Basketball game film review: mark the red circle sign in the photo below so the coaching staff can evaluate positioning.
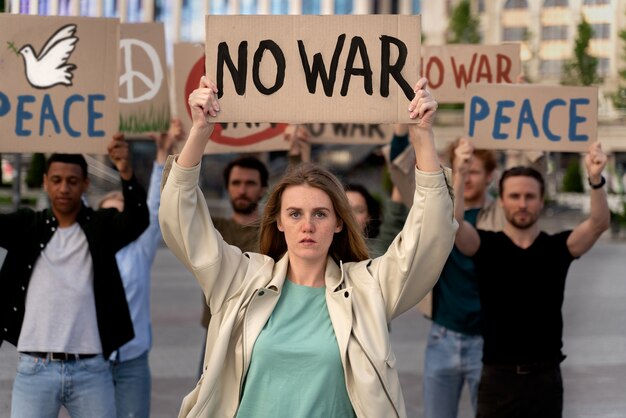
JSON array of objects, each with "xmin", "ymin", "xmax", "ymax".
[{"xmin": 185, "ymin": 57, "xmax": 288, "ymax": 147}]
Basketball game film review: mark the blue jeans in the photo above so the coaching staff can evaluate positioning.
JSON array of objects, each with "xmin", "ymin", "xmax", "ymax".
[
  {"xmin": 112, "ymin": 351, "xmax": 151, "ymax": 418},
  {"xmin": 423, "ymin": 323, "xmax": 483, "ymax": 418},
  {"xmin": 11, "ymin": 353, "xmax": 116, "ymax": 418}
]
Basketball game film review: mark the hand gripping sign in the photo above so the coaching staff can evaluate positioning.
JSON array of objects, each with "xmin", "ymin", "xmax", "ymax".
[
  {"xmin": 174, "ymin": 42, "xmax": 290, "ymax": 154},
  {"xmin": 174, "ymin": 41, "xmax": 394, "ymax": 154},
  {"xmin": 205, "ymin": 15, "xmax": 421, "ymax": 125}
]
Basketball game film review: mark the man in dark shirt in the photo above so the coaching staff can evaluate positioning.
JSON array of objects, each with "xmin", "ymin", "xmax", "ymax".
[
  {"xmin": 453, "ymin": 140, "xmax": 610, "ymax": 418},
  {"xmin": 0, "ymin": 136, "xmax": 149, "ymax": 417}
]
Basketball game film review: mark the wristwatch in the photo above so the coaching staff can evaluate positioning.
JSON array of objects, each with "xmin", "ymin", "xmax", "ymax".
[{"xmin": 588, "ymin": 175, "xmax": 606, "ymax": 189}]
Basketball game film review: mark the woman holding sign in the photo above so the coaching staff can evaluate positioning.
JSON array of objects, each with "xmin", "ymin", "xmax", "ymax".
[{"xmin": 159, "ymin": 76, "xmax": 456, "ymax": 418}]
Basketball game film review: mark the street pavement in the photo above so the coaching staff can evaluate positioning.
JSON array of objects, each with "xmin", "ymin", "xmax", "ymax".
[{"xmin": 1, "ymin": 209, "xmax": 626, "ymax": 417}]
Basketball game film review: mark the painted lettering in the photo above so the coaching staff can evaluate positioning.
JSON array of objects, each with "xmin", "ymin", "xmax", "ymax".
[
  {"xmin": 88, "ymin": 94, "xmax": 105, "ymax": 137},
  {"xmin": 569, "ymin": 98, "xmax": 589, "ymax": 142},
  {"xmin": 217, "ymin": 41, "xmax": 248, "ymax": 99},
  {"xmin": 517, "ymin": 99, "xmax": 539, "ymax": 139},
  {"xmin": 0, "ymin": 92, "xmax": 10, "ymax": 117},
  {"xmin": 252, "ymin": 40, "xmax": 286, "ymax": 95},
  {"xmin": 63, "ymin": 95, "xmax": 84, "ymax": 137},
  {"xmin": 475, "ymin": 54, "xmax": 493, "ymax": 83},
  {"xmin": 16, "ymin": 95, "xmax": 36, "ymax": 136},
  {"xmin": 298, "ymin": 35, "xmax": 346, "ymax": 97},
  {"xmin": 425, "ymin": 56, "xmax": 444, "ymax": 89},
  {"xmin": 379, "ymin": 35, "xmax": 413, "ymax": 100},
  {"xmin": 40, "ymin": 94, "xmax": 61, "ymax": 136},
  {"xmin": 451, "ymin": 54, "xmax": 478, "ymax": 89},
  {"xmin": 468, "ymin": 96, "xmax": 489, "ymax": 137},
  {"xmin": 0, "ymin": 92, "xmax": 107, "ymax": 138},
  {"xmin": 543, "ymin": 99, "xmax": 566, "ymax": 142},
  {"xmin": 496, "ymin": 54, "xmax": 513, "ymax": 83},
  {"xmin": 306, "ymin": 123, "xmax": 325, "ymax": 137},
  {"xmin": 341, "ymin": 37, "xmax": 373, "ymax": 97},
  {"xmin": 469, "ymin": 96, "xmax": 591, "ymax": 144}
]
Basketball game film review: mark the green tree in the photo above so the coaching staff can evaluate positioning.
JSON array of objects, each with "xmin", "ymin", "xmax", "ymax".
[
  {"xmin": 561, "ymin": 15, "xmax": 601, "ymax": 86},
  {"xmin": 447, "ymin": 0, "xmax": 481, "ymax": 44},
  {"xmin": 26, "ymin": 153, "xmax": 46, "ymax": 189},
  {"xmin": 562, "ymin": 157, "xmax": 584, "ymax": 193},
  {"xmin": 613, "ymin": 11, "xmax": 626, "ymax": 108}
]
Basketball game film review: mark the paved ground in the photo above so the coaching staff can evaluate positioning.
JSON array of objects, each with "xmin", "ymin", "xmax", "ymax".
[{"xmin": 1, "ymin": 208, "xmax": 626, "ymax": 417}]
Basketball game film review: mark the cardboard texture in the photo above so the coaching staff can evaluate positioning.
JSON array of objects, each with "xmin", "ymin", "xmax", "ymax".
[
  {"xmin": 174, "ymin": 42, "xmax": 395, "ymax": 153},
  {"xmin": 0, "ymin": 14, "xmax": 119, "ymax": 154},
  {"xmin": 205, "ymin": 15, "xmax": 421, "ymax": 124},
  {"xmin": 422, "ymin": 44, "xmax": 521, "ymax": 104},
  {"xmin": 173, "ymin": 42, "xmax": 290, "ymax": 154},
  {"xmin": 304, "ymin": 123, "xmax": 393, "ymax": 144},
  {"xmin": 173, "ymin": 42, "xmax": 204, "ymax": 136},
  {"xmin": 464, "ymin": 83, "xmax": 598, "ymax": 152},
  {"xmin": 119, "ymin": 22, "xmax": 170, "ymax": 134}
]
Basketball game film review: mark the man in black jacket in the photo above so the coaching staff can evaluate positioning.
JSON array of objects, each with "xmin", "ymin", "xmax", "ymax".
[{"xmin": 0, "ymin": 134, "xmax": 149, "ymax": 418}]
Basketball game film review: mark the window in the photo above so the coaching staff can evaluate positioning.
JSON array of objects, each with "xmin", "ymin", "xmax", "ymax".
[
  {"xmin": 591, "ymin": 23, "xmax": 611, "ymax": 39},
  {"xmin": 413, "ymin": 0, "xmax": 421, "ymax": 13},
  {"xmin": 478, "ymin": 0, "xmax": 486, "ymax": 12},
  {"xmin": 541, "ymin": 25, "xmax": 568, "ymax": 40},
  {"xmin": 303, "ymin": 0, "xmax": 321, "ymax": 14},
  {"xmin": 540, "ymin": 59, "xmax": 564, "ymax": 76},
  {"xmin": 210, "ymin": 0, "xmax": 228, "ymax": 14},
  {"xmin": 543, "ymin": 0, "xmax": 568, "ymax": 6},
  {"xmin": 240, "ymin": 0, "xmax": 258, "ymax": 14},
  {"xmin": 583, "ymin": 0, "xmax": 610, "ymax": 4},
  {"xmin": 504, "ymin": 0, "xmax": 528, "ymax": 9},
  {"xmin": 271, "ymin": 0, "xmax": 289, "ymax": 14},
  {"xmin": 597, "ymin": 57, "xmax": 610, "ymax": 76},
  {"xmin": 335, "ymin": 0, "xmax": 353, "ymax": 14},
  {"xmin": 503, "ymin": 27, "xmax": 527, "ymax": 41}
]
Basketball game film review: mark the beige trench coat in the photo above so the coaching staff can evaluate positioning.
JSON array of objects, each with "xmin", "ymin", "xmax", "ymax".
[{"xmin": 159, "ymin": 159, "xmax": 457, "ymax": 418}]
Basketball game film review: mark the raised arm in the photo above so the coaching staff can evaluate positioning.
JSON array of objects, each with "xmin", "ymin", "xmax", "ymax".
[
  {"xmin": 136, "ymin": 119, "xmax": 184, "ymax": 255},
  {"xmin": 159, "ymin": 77, "xmax": 253, "ymax": 314},
  {"xmin": 452, "ymin": 138, "xmax": 482, "ymax": 256},
  {"xmin": 370, "ymin": 78, "xmax": 457, "ymax": 319},
  {"xmin": 566, "ymin": 141, "xmax": 611, "ymax": 257},
  {"xmin": 284, "ymin": 124, "xmax": 311, "ymax": 164},
  {"xmin": 106, "ymin": 134, "xmax": 149, "ymax": 250},
  {"xmin": 177, "ymin": 77, "xmax": 220, "ymax": 168},
  {"xmin": 408, "ymin": 78, "xmax": 440, "ymax": 173}
]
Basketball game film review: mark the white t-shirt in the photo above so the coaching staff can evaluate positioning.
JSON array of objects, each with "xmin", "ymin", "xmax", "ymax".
[{"xmin": 17, "ymin": 223, "xmax": 101, "ymax": 354}]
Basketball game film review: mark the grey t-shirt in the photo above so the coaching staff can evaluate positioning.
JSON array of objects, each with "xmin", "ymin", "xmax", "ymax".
[{"xmin": 17, "ymin": 223, "xmax": 101, "ymax": 354}]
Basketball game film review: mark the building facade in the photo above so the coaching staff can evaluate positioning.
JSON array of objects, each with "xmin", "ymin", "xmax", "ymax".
[{"xmin": 462, "ymin": 0, "xmax": 626, "ymax": 93}]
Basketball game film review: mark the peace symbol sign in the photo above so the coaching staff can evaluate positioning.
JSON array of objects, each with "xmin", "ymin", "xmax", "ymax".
[{"xmin": 119, "ymin": 38, "xmax": 163, "ymax": 104}]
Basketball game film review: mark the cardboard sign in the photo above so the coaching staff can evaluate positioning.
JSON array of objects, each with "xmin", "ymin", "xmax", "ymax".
[
  {"xmin": 422, "ymin": 44, "xmax": 521, "ymax": 104},
  {"xmin": 119, "ymin": 22, "xmax": 170, "ymax": 134},
  {"xmin": 173, "ymin": 42, "xmax": 290, "ymax": 154},
  {"xmin": 0, "ymin": 14, "xmax": 119, "ymax": 154},
  {"xmin": 205, "ymin": 15, "xmax": 421, "ymax": 124},
  {"xmin": 304, "ymin": 123, "xmax": 393, "ymax": 144},
  {"xmin": 464, "ymin": 83, "xmax": 598, "ymax": 152}
]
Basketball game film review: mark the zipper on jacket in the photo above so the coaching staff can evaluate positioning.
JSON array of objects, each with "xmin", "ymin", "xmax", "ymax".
[{"xmin": 351, "ymin": 332, "xmax": 401, "ymax": 418}]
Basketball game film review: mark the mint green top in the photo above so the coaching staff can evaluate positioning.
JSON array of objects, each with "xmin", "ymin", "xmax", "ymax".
[{"xmin": 236, "ymin": 279, "xmax": 356, "ymax": 418}]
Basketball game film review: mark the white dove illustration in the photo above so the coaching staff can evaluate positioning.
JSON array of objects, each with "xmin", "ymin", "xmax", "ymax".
[{"xmin": 19, "ymin": 24, "xmax": 79, "ymax": 89}]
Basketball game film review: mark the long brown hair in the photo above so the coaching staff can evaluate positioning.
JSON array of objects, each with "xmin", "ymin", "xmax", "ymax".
[{"xmin": 259, "ymin": 163, "xmax": 370, "ymax": 263}]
